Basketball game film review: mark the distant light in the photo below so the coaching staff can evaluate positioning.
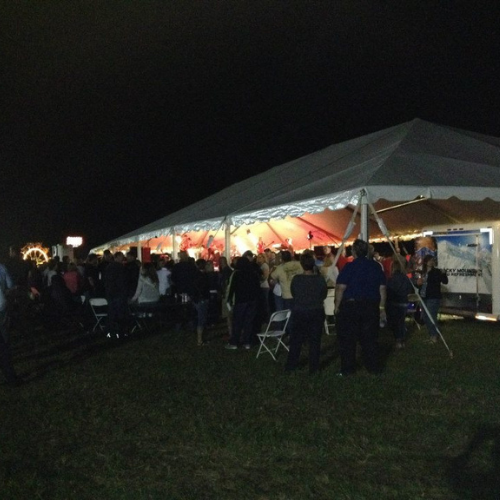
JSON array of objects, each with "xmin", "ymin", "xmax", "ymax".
[
  {"xmin": 422, "ymin": 231, "xmax": 433, "ymax": 236},
  {"xmin": 475, "ymin": 313, "xmax": 498, "ymax": 322},
  {"xmin": 369, "ymin": 232, "xmax": 422, "ymax": 243},
  {"xmin": 66, "ymin": 236, "xmax": 83, "ymax": 247}
]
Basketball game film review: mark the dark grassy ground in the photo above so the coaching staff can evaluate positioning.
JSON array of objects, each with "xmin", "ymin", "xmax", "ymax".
[{"xmin": 1, "ymin": 313, "xmax": 499, "ymax": 500}]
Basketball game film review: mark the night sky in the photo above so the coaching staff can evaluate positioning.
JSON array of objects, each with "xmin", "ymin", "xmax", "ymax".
[{"xmin": 2, "ymin": 2, "xmax": 500, "ymax": 255}]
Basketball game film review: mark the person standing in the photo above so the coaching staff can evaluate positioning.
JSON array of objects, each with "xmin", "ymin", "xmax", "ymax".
[
  {"xmin": 285, "ymin": 253, "xmax": 328, "ymax": 374},
  {"xmin": 255, "ymin": 252, "xmax": 271, "ymax": 328},
  {"xmin": 418, "ymin": 255, "xmax": 448, "ymax": 343},
  {"xmin": 320, "ymin": 252, "xmax": 339, "ymax": 287},
  {"xmin": 5, "ymin": 246, "xmax": 31, "ymax": 326},
  {"xmin": 170, "ymin": 251, "xmax": 199, "ymax": 330},
  {"xmin": 219, "ymin": 256, "xmax": 234, "ymax": 340},
  {"xmin": 62, "ymin": 262, "xmax": 83, "ymax": 297},
  {"xmin": 170, "ymin": 251, "xmax": 197, "ymax": 298},
  {"xmin": 98, "ymin": 250, "xmax": 113, "ymax": 277},
  {"xmin": 192, "ymin": 259, "xmax": 211, "ymax": 346},
  {"xmin": 124, "ymin": 251, "xmax": 140, "ymax": 300},
  {"xmin": 5, "ymin": 246, "xmax": 30, "ymax": 291},
  {"xmin": 270, "ymin": 250, "xmax": 303, "ymax": 311},
  {"xmin": 0, "ymin": 263, "xmax": 23, "ymax": 386},
  {"xmin": 225, "ymin": 257, "xmax": 261, "ymax": 350},
  {"xmin": 156, "ymin": 258, "xmax": 172, "ymax": 297},
  {"xmin": 104, "ymin": 252, "xmax": 128, "ymax": 339},
  {"xmin": 83, "ymin": 253, "xmax": 100, "ymax": 298},
  {"xmin": 386, "ymin": 256, "xmax": 413, "ymax": 349},
  {"xmin": 334, "ymin": 239, "xmax": 387, "ymax": 376}
]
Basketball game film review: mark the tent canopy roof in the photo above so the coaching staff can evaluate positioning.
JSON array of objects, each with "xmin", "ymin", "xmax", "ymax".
[{"xmin": 91, "ymin": 119, "xmax": 500, "ymax": 252}]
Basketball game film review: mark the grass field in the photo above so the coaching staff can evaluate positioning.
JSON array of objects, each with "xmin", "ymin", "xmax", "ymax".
[{"xmin": 1, "ymin": 313, "xmax": 499, "ymax": 500}]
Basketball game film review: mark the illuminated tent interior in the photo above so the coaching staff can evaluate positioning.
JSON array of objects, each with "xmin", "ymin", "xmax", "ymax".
[{"xmin": 90, "ymin": 119, "xmax": 500, "ymax": 258}]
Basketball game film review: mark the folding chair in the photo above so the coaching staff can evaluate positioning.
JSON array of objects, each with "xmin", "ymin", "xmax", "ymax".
[
  {"xmin": 89, "ymin": 298, "xmax": 108, "ymax": 332},
  {"xmin": 407, "ymin": 293, "xmax": 422, "ymax": 330},
  {"xmin": 129, "ymin": 304, "xmax": 152, "ymax": 333},
  {"xmin": 129, "ymin": 302, "xmax": 162, "ymax": 333},
  {"xmin": 256, "ymin": 309, "xmax": 291, "ymax": 361},
  {"xmin": 323, "ymin": 288, "xmax": 336, "ymax": 335}
]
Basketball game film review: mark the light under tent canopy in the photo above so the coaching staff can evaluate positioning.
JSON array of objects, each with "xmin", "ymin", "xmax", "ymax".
[{"xmin": 90, "ymin": 118, "xmax": 500, "ymax": 257}]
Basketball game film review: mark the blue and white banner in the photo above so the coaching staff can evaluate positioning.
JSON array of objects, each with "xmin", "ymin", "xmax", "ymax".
[{"xmin": 435, "ymin": 231, "xmax": 492, "ymax": 295}]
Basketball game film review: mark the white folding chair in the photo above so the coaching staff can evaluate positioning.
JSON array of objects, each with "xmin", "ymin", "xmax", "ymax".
[
  {"xmin": 256, "ymin": 309, "xmax": 291, "ymax": 361},
  {"xmin": 323, "ymin": 288, "xmax": 336, "ymax": 335},
  {"xmin": 89, "ymin": 298, "xmax": 108, "ymax": 332}
]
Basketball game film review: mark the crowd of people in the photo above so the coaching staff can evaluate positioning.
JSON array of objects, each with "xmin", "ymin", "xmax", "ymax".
[{"xmin": 0, "ymin": 240, "xmax": 448, "ymax": 386}]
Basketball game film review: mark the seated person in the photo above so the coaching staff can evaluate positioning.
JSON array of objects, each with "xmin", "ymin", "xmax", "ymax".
[{"xmin": 130, "ymin": 263, "xmax": 161, "ymax": 314}]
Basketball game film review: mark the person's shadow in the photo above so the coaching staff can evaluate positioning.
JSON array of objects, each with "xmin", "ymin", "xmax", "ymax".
[{"xmin": 448, "ymin": 424, "xmax": 500, "ymax": 499}]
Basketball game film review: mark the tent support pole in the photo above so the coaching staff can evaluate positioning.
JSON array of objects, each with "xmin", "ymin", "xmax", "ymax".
[
  {"xmin": 331, "ymin": 197, "xmax": 362, "ymax": 269},
  {"xmin": 197, "ymin": 230, "xmax": 209, "ymax": 247},
  {"xmin": 367, "ymin": 199, "xmax": 454, "ymax": 359},
  {"xmin": 172, "ymin": 228, "xmax": 178, "ymax": 261},
  {"xmin": 360, "ymin": 189, "xmax": 369, "ymax": 242},
  {"xmin": 137, "ymin": 241, "xmax": 142, "ymax": 262},
  {"xmin": 224, "ymin": 222, "xmax": 231, "ymax": 261}
]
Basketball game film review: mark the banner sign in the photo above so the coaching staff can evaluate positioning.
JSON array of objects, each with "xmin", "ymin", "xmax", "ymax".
[{"xmin": 435, "ymin": 230, "xmax": 492, "ymax": 295}]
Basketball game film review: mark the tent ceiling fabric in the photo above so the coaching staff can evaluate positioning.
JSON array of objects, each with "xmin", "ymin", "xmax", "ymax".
[{"xmin": 91, "ymin": 119, "xmax": 500, "ymax": 253}]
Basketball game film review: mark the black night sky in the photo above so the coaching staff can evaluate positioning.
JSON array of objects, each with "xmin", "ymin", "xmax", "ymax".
[{"xmin": 2, "ymin": 2, "xmax": 500, "ymax": 255}]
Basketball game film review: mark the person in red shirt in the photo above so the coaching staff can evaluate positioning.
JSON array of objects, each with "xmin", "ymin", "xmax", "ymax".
[
  {"xmin": 63, "ymin": 262, "xmax": 83, "ymax": 296},
  {"xmin": 335, "ymin": 247, "xmax": 353, "ymax": 272}
]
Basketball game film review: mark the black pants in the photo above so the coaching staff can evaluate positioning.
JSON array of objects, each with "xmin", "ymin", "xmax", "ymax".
[
  {"xmin": 285, "ymin": 308, "xmax": 325, "ymax": 374},
  {"xmin": 387, "ymin": 302, "xmax": 407, "ymax": 341},
  {"xmin": 0, "ymin": 310, "xmax": 18, "ymax": 383},
  {"xmin": 336, "ymin": 300, "xmax": 380, "ymax": 374},
  {"xmin": 107, "ymin": 297, "xmax": 128, "ymax": 336},
  {"xmin": 230, "ymin": 301, "xmax": 257, "ymax": 346}
]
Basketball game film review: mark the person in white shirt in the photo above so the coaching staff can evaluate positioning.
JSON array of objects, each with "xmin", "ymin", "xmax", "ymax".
[
  {"xmin": 320, "ymin": 252, "xmax": 339, "ymax": 288},
  {"xmin": 43, "ymin": 259, "xmax": 58, "ymax": 288},
  {"xmin": 156, "ymin": 259, "xmax": 172, "ymax": 297}
]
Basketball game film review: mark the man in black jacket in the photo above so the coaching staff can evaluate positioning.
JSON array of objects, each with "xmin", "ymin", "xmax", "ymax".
[
  {"xmin": 170, "ymin": 251, "xmax": 197, "ymax": 298},
  {"xmin": 225, "ymin": 256, "xmax": 261, "ymax": 350}
]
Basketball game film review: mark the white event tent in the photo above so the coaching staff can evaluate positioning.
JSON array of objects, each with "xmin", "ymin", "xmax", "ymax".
[{"xmin": 90, "ymin": 118, "xmax": 500, "ymax": 257}]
